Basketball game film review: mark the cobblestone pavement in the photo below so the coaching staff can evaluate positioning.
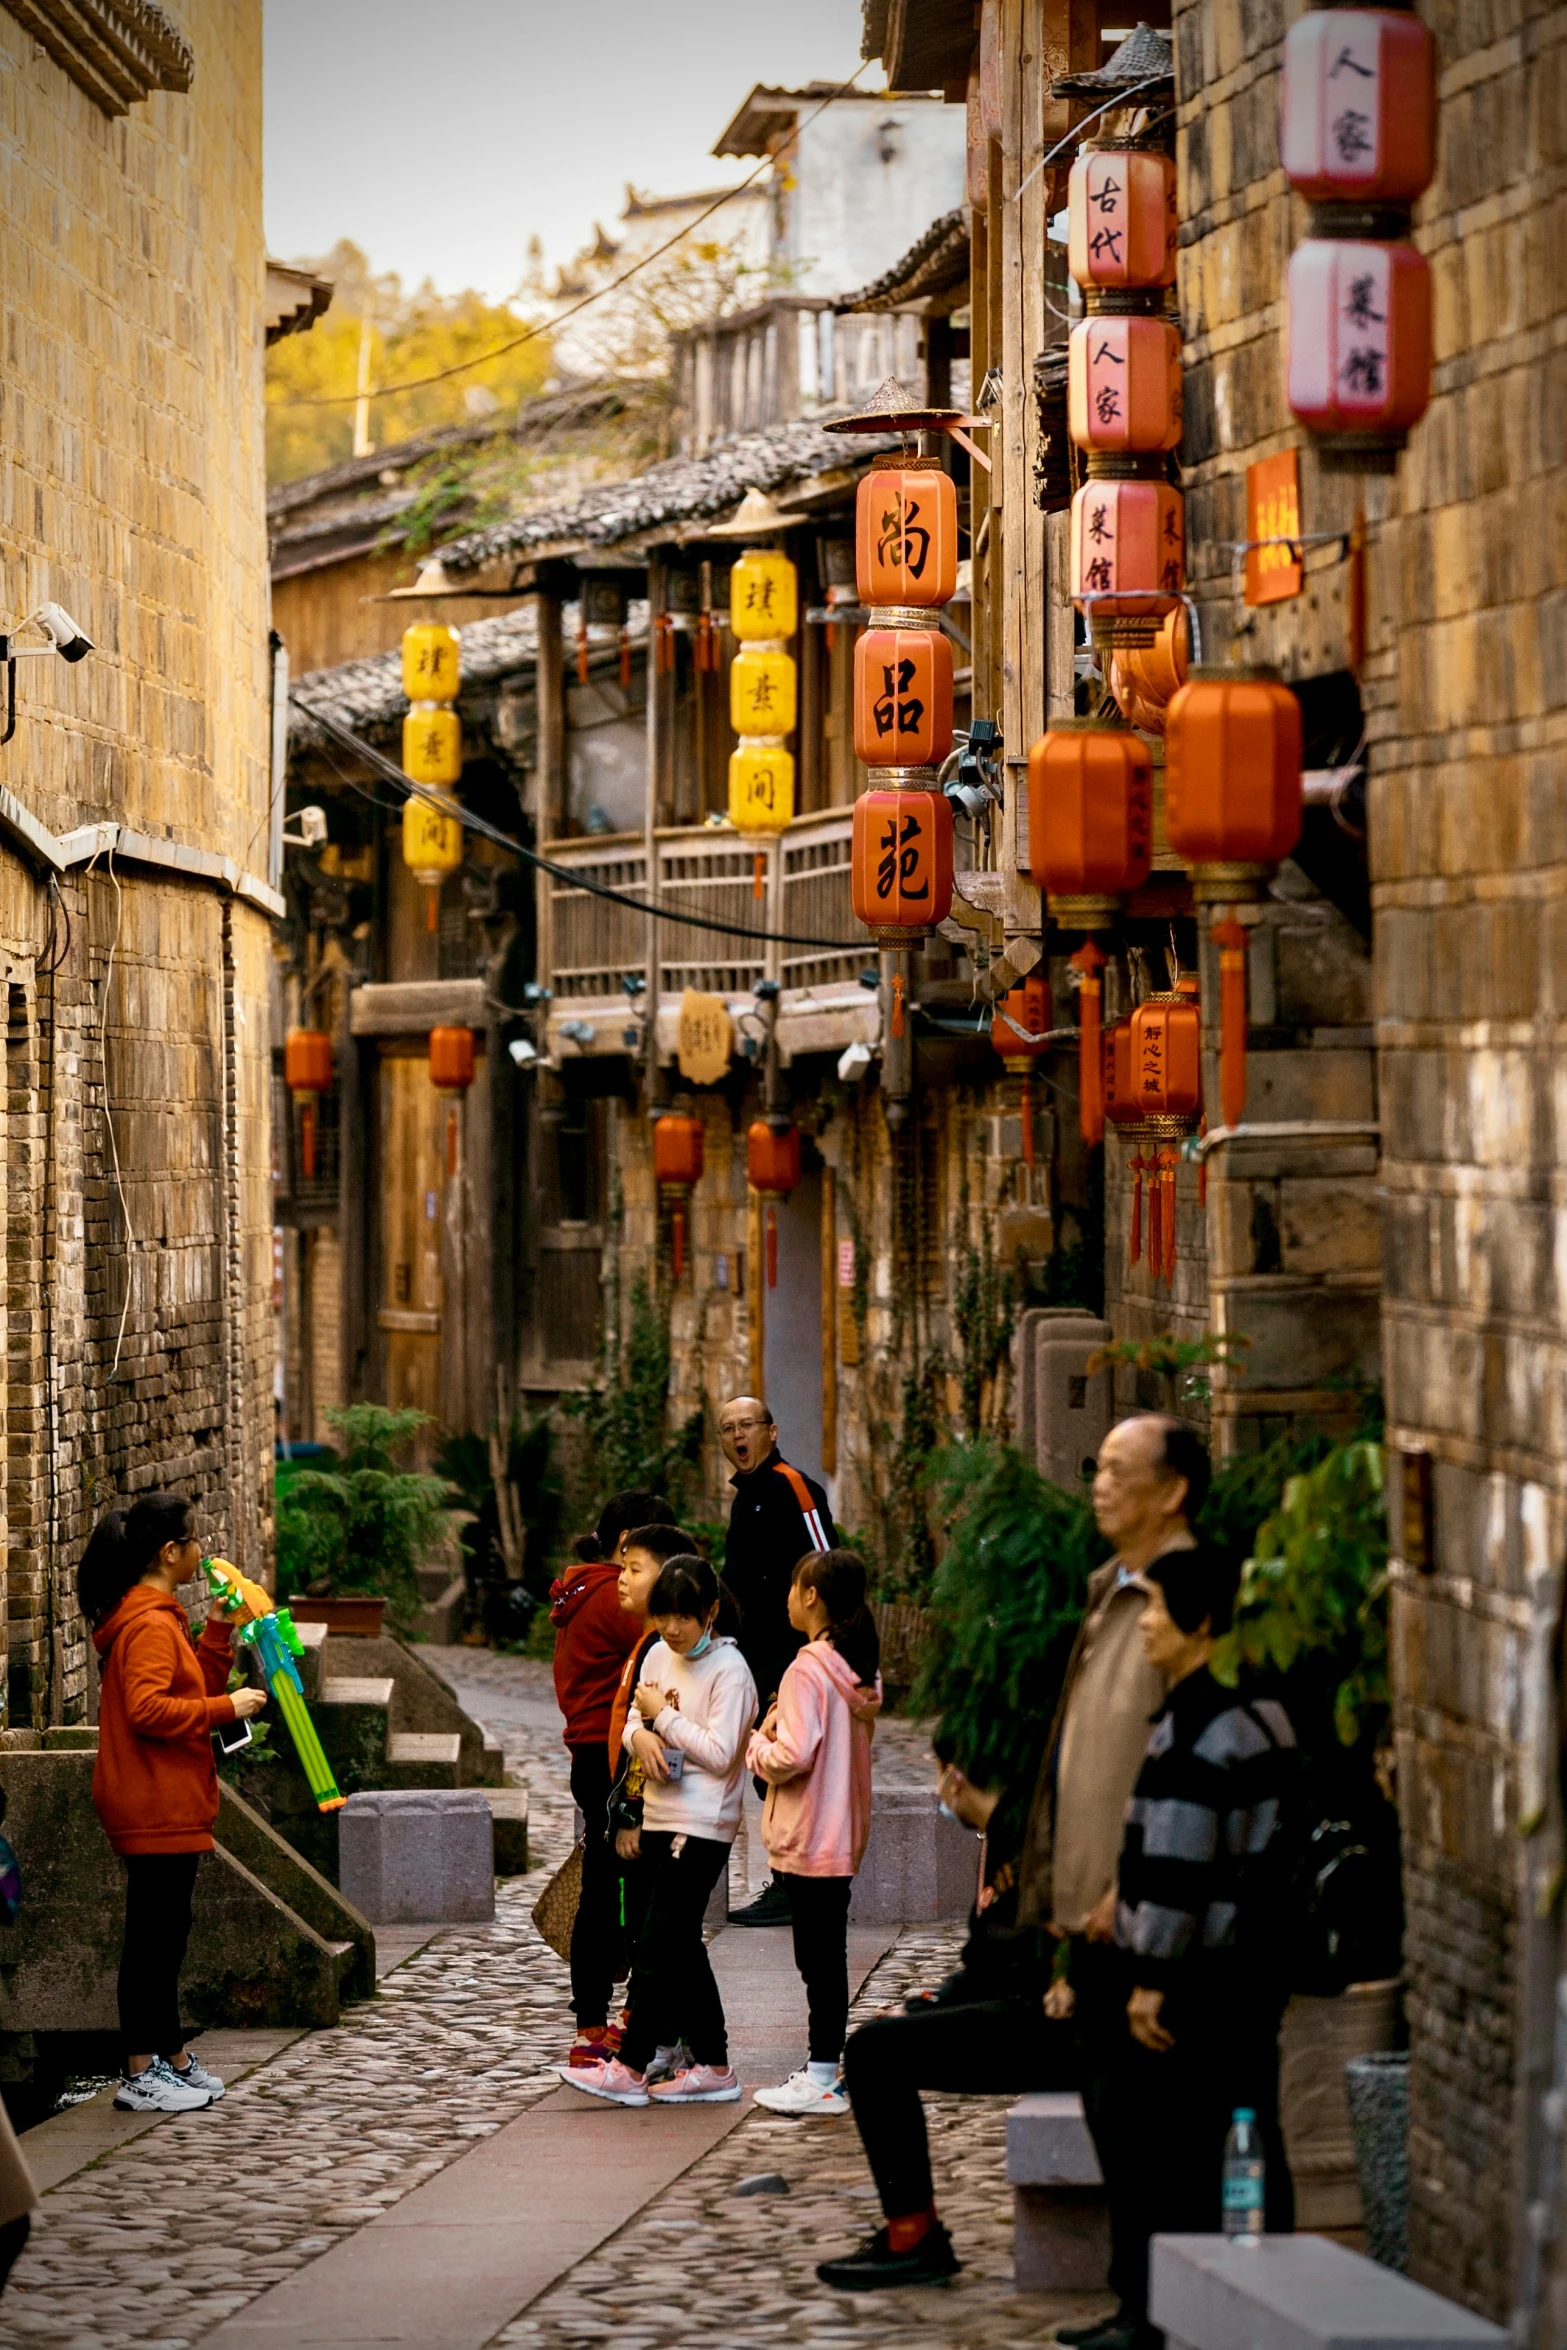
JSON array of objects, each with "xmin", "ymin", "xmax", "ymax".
[{"xmin": 490, "ymin": 1925, "xmax": 1107, "ymax": 2350}]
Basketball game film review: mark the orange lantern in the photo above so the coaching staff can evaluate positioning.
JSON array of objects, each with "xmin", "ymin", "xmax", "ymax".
[
  {"xmin": 1131, "ymin": 981, "xmax": 1202, "ymax": 1283},
  {"xmin": 1104, "ymin": 1017, "xmax": 1153, "ymax": 1268},
  {"xmin": 1068, "ymin": 316, "xmax": 1183, "ymax": 454},
  {"xmin": 1069, "ymin": 942, "xmax": 1107, "ymax": 1148},
  {"xmin": 1071, "ymin": 478, "xmax": 1184, "ymax": 647},
  {"xmin": 853, "ymin": 627, "xmax": 954, "ymax": 769},
  {"xmin": 747, "ymin": 1119, "xmax": 800, "ymax": 1290},
  {"xmin": 855, "ymin": 463, "xmax": 959, "ymax": 609},
  {"xmin": 653, "ymin": 1110, "xmax": 705, "ymax": 1280},
  {"xmin": 1286, "ymin": 238, "xmax": 1432, "ymax": 457},
  {"xmin": 1067, "ymin": 146, "xmax": 1177, "ymax": 292},
  {"xmin": 1108, "ymin": 604, "xmax": 1189, "ymax": 733},
  {"xmin": 1165, "ymin": 665, "xmax": 1303, "ymax": 897},
  {"xmin": 851, "ymin": 787, "xmax": 954, "ymax": 943},
  {"xmin": 429, "ymin": 1024, "xmax": 476, "ymax": 1179},
  {"xmin": 284, "ymin": 1027, "xmax": 333, "ymax": 1182},
  {"xmin": 1280, "ymin": 10, "xmax": 1437, "ymax": 205},
  {"xmin": 990, "ymin": 973, "xmax": 1051, "ymax": 1171},
  {"xmin": 1026, "ymin": 719, "xmax": 1152, "ymax": 922}
]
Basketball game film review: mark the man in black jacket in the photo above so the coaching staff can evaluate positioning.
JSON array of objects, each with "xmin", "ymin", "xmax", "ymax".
[{"xmin": 718, "ymin": 1393, "xmax": 833, "ymax": 1926}]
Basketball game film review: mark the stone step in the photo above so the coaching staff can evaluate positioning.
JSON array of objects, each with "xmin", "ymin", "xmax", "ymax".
[
  {"xmin": 318, "ymin": 1677, "xmax": 397, "ymax": 1709},
  {"xmin": 483, "ymin": 1787, "xmax": 529, "ymax": 1875},
  {"xmin": 383, "ymin": 1730, "xmax": 465, "ymax": 1791}
]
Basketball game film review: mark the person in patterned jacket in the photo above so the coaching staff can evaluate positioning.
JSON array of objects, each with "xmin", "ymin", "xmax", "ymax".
[{"xmin": 1109, "ymin": 1545, "xmax": 1298, "ymax": 2350}]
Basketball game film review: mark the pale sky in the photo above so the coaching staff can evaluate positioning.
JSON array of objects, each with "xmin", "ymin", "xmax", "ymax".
[{"xmin": 263, "ymin": 0, "xmax": 868, "ymax": 301}]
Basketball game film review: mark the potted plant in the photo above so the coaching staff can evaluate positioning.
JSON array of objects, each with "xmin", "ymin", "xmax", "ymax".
[{"xmin": 275, "ymin": 1404, "xmax": 453, "ymax": 1634}]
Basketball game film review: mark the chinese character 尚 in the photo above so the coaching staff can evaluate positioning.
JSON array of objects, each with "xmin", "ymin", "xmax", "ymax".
[{"xmin": 876, "ymin": 495, "xmax": 931, "ymax": 583}]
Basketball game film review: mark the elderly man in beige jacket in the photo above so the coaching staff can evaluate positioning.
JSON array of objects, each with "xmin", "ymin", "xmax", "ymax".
[{"xmin": 1017, "ymin": 1411, "xmax": 1210, "ymax": 2350}]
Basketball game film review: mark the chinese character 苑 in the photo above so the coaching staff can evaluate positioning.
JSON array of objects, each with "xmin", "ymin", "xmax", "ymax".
[
  {"xmin": 876, "ymin": 495, "xmax": 931, "ymax": 582},
  {"xmin": 1095, "ymin": 383, "xmax": 1123, "ymax": 424},
  {"xmin": 1341, "ymin": 345, "xmax": 1385, "ymax": 395},
  {"xmin": 875, "ymin": 810, "xmax": 929, "ymax": 902},
  {"xmin": 1344, "ymin": 274, "xmax": 1386, "ymax": 329},
  {"xmin": 1331, "ymin": 108, "xmax": 1373, "ymax": 164}
]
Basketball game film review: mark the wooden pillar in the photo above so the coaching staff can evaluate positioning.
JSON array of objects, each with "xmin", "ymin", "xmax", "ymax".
[
  {"xmin": 338, "ymin": 981, "xmax": 371, "ymax": 1404},
  {"xmin": 747, "ymin": 1185, "xmax": 765, "ymax": 1396},
  {"xmin": 644, "ymin": 556, "xmax": 663, "ymax": 1105},
  {"xmin": 999, "ymin": 0, "xmax": 1047, "ymax": 950}
]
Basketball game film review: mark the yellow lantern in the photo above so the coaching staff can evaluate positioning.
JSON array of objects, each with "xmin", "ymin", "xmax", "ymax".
[
  {"xmin": 729, "ymin": 549, "xmax": 797, "ymax": 643},
  {"xmin": 730, "ymin": 645, "xmax": 797, "ymax": 738},
  {"xmin": 400, "ymin": 623, "xmax": 460, "ymax": 703},
  {"xmin": 728, "ymin": 743, "xmax": 795, "ymax": 837},
  {"xmin": 402, "ymin": 797, "xmax": 463, "ymax": 940},
  {"xmin": 402, "ymin": 704, "xmax": 462, "ymax": 788}
]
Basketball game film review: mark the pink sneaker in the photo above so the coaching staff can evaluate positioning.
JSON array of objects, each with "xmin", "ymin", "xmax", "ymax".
[
  {"xmin": 647, "ymin": 2063, "xmax": 742, "ymax": 2104},
  {"xmin": 557, "ymin": 2056, "xmax": 649, "ymax": 2106}
]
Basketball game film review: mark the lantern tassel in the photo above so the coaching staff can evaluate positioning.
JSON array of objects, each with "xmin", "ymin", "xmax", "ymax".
[
  {"xmin": 446, "ymin": 1106, "xmax": 459, "ymax": 1181},
  {"xmin": 1021, "ymin": 1072, "xmax": 1035, "ymax": 1170},
  {"xmin": 1070, "ymin": 941, "xmax": 1107, "ymax": 1147},
  {"xmin": 1146, "ymin": 1160, "xmax": 1163, "ymax": 1283},
  {"xmin": 618, "ymin": 625, "xmax": 632, "ymax": 689},
  {"xmin": 891, "ymin": 972, "xmax": 905, "ymax": 1040},
  {"xmin": 765, "ymin": 1201, "xmax": 778, "ymax": 1289},
  {"xmin": 427, "ymin": 887, "xmax": 438, "ymax": 935},
  {"xmin": 696, "ymin": 612, "xmax": 713, "ymax": 672},
  {"xmin": 1129, "ymin": 1151, "xmax": 1144, "ymax": 1267},
  {"xmin": 672, "ymin": 1202, "xmax": 686, "ymax": 1281},
  {"xmin": 752, "ymin": 851, "xmax": 766, "ymax": 902},
  {"xmin": 300, "ymin": 1100, "xmax": 317, "ymax": 1182},
  {"xmin": 1159, "ymin": 1146, "xmax": 1179, "ymax": 1282},
  {"xmin": 575, "ymin": 624, "xmax": 590, "ymax": 686},
  {"xmin": 1213, "ymin": 917, "xmax": 1249, "ymax": 1131}
]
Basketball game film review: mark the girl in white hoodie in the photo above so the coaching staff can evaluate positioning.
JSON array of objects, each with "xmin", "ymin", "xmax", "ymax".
[
  {"xmin": 748, "ymin": 1548, "xmax": 882, "ymax": 2117},
  {"xmin": 563, "ymin": 1554, "xmax": 756, "ymax": 2108}
]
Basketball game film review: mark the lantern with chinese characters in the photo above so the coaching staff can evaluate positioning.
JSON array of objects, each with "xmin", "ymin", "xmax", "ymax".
[
  {"xmin": 747, "ymin": 1118, "xmax": 800, "ymax": 1289},
  {"xmin": 1068, "ymin": 315, "xmax": 1183, "ymax": 454},
  {"xmin": 653, "ymin": 1109, "xmax": 704, "ymax": 1281},
  {"xmin": 429, "ymin": 1023, "xmax": 476, "ymax": 1178},
  {"xmin": 1286, "ymin": 238, "xmax": 1432, "ymax": 460},
  {"xmin": 1071, "ymin": 477, "xmax": 1184, "ymax": 648},
  {"xmin": 402, "ymin": 794, "xmax": 463, "ymax": 932},
  {"xmin": 1067, "ymin": 145, "xmax": 1177, "ymax": 292},
  {"xmin": 730, "ymin": 645, "xmax": 798, "ymax": 739},
  {"xmin": 1280, "ymin": 10, "xmax": 1437, "ymax": 203},
  {"xmin": 284, "ymin": 1028, "xmax": 333, "ymax": 1182},
  {"xmin": 401, "ymin": 703, "xmax": 462, "ymax": 788},
  {"xmin": 855, "ymin": 462, "xmax": 959, "ymax": 608},
  {"xmin": 728, "ymin": 744, "xmax": 795, "ymax": 840},
  {"xmin": 1131, "ymin": 979, "xmax": 1202, "ymax": 1283},
  {"xmin": 1104, "ymin": 1015, "xmax": 1154, "ymax": 1270},
  {"xmin": 1164, "ymin": 665, "xmax": 1303, "ymax": 898},
  {"xmin": 851, "ymin": 787, "xmax": 954, "ymax": 943},
  {"xmin": 401, "ymin": 623, "xmax": 460, "ymax": 704},
  {"xmin": 852, "ymin": 628, "xmax": 954, "ymax": 769},
  {"xmin": 990, "ymin": 972, "xmax": 1051, "ymax": 1170},
  {"xmin": 1026, "ymin": 718, "xmax": 1152, "ymax": 924},
  {"xmin": 729, "ymin": 548, "xmax": 798, "ymax": 643}
]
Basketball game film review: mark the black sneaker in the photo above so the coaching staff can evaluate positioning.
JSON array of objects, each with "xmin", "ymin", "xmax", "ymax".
[
  {"xmin": 1055, "ymin": 2320, "xmax": 1127, "ymax": 2348},
  {"xmin": 728, "ymin": 1879, "xmax": 792, "ymax": 1928},
  {"xmin": 816, "ymin": 2222, "xmax": 961, "ymax": 2291}
]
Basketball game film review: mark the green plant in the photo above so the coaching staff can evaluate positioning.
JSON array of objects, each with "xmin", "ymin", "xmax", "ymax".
[
  {"xmin": 1088, "ymin": 1328, "xmax": 1252, "ymax": 1411},
  {"xmin": 1211, "ymin": 1439, "xmax": 1390, "ymax": 1748},
  {"xmin": 911, "ymin": 1438, "xmax": 1110, "ymax": 1788},
  {"xmin": 273, "ymin": 1405, "xmax": 453, "ymax": 1625},
  {"xmin": 952, "ymin": 1226, "xmax": 1017, "ymax": 1441},
  {"xmin": 881, "ymin": 1367, "xmax": 943, "ymax": 1604}
]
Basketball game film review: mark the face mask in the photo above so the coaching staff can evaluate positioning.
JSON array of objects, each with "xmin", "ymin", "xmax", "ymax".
[
  {"xmin": 686, "ymin": 1629, "xmax": 714, "ymax": 1660},
  {"xmin": 938, "ymin": 1800, "xmax": 961, "ymax": 1824}
]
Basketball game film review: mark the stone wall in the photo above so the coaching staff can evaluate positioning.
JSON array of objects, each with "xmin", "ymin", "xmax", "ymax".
[{"xmin": 0, "ymin": 1, "xmax": 274, "ymax": 1723}]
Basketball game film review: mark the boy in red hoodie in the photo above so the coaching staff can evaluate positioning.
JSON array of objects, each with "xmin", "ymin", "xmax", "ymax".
[{"xmin": 550, "ymin": 1489, "xmax": 675, "ymax": 2065}]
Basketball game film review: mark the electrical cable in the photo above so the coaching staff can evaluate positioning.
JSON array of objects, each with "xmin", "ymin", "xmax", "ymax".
[
  {"xmin": 290, "ymin": 694, "xmax": 874, "ymax": 954},
  {"xmin": 88, "ymin": 845, "xmax": 135, "ymax": 1384},
  {"xmin": 275, "ymin": 64, "xmax": 872, "ymax": 411}
]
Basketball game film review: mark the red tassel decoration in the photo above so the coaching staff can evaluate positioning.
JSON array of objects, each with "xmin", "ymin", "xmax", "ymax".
[
  {"xmin": 1146, "ymin": 1162, "xmax": 1163, "ymax": 1282},
  {"xmin": 656, "ymin": 614, "xmax": 675, "ymax": 675},
  {"xmin": 696, "ymin": 611, "xmax": 714, "ymax": 672},
  {"xmin": 618, "ymin": 625, "xmax": 632, "ymax": 689},
  {"xmin": 1129, "ymin": 1151, "xmax": 1145, "ymax": 1266},
  {"xmin": 1070, "ymin": 941, "xmax": 1107, "ymax": 1147},
  {"xmin": 446, "ymin": 1106, "xmax": 459, "ymax": 1181},
  {"xmin": 300, "ymin": 1101, "xmax": 317, "ymax": 1181},
  {"xmin": 575, "ymin": 624, "xmax": 590, "ymax": 685},
  {"xmin": 765, "ymin": 1201, "xmax": 778, "ymax": 1289},
  {"xmin": 1159, "ymin": 1145, "xmax": 1179, "ymax": 1281},
  {"xmin": 752, "ymin": 851, "xmax": 766, "ymax": 901},
  {"xmin": 1212, "ymin": 916, "xmax": 1250, "ymax": 1131},
  {"xmin": 891, "ymin": 972, "xmax": 906, "ymax": 1039},
  {"xmin": 672, "ymin": 1203, "xmax": 686, "ymax": 1280}
]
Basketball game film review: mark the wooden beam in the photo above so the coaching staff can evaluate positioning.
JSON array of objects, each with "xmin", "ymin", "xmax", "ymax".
[
  {"xmin": 999, "ymin": 0, "xmax": 1047, "ymax": 948},
  {"xmin": 820, "ymin": 1168, "xmax": 838, "ymax": 1477}
]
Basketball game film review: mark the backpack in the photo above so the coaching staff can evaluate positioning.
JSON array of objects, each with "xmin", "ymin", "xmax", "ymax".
[{"xmin": 1240, "ymin": 1701, "xmax": 1402, "ymax": 1998}]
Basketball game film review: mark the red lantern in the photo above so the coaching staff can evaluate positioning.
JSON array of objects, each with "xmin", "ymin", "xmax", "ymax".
[
  {"xmin": 1280, "ymin": 10, "xmax": 1437, "ymax": 204},
  {"xmin": 851, "ymin": 787, "xmax": 954, "ymax": 942},
  {"xmin": 855, "ymin": 464, "xmax": 959, "ymax": 609},
  {"xmin": 991, "ymin": 973, "xmax": 1051, "ymax": 1170},
  {"xmin": 747, "ymin": 1119, "xmax": 800, "ymax": 1290},
  {"xmin": 853, "ymin": 628, "xmax": 954, "ymax": 769},
  {"xmin": 1131, "ymin": 982, "xmax": 1201, "ymax": 1284},
  {"xmin": 1068, "ymin": 316, "xmax": 1183, "ymax": 455},
  {"xmin": 654, "ymin": 1111, "xmax": 704, "ymax": 1281},
  {"xmin": 1070, "ymin": 943, "xmax": 1107, "ymax": 1148},
  {"xmin": 429, "ymin": 1024, "xmax": 476, "ymax": 1180},
  {"xmin": 1071, "ymin": 478, "xmax": 1184, "ymax": 647},
  {"xmin": 1027, "ymin": 720, "xmax": 1152, "ymax": 921},
  {"xmin": 285, "ymin": 1028, "xmax": 333, "ymax": 1182},
  {"xmin": 1286, "ymin": 238, "xmax": 1432, "ymax": 455},
  {"xmin": 1165, "ymin": 666, "xmax": 1303, "ymax": 896},
  {"xmin": 1067, "ymin": 146, "xmax": 1177, "ymax": 291}
]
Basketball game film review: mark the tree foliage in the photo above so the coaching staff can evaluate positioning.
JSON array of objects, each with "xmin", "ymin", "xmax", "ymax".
[
  {"xmin": 566, "ymin": 1273, "xmax": 703, "ymax": 1527},
  {"xmin": 273, "ymin": 1404, "xmax": 453, "ymax": 1623}
]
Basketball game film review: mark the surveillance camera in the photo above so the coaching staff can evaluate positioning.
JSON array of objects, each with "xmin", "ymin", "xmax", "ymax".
[
  {"xmin": 297, "ymin": 805, "xmax": 327, "ymax": 847},
  {"xmin": 30, "ymin": 603, "xmax": 93, "ymax": 662},
  {"xmin": 508, "ymin": 1037, "xmax": 538, "ymax": 1068},
  {"xmin": 837, "ymin": 1040, "xmax": 873, "ymax": 1083}
]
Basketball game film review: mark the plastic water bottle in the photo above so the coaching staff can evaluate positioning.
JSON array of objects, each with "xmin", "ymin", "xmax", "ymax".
[{"xmin": 1221, "ymin": 2108, "xmax": 1265, "ymax": 2244}]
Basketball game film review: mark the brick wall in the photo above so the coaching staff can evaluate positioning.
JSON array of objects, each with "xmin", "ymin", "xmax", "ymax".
[{"xmin": 0, "ymin": 3, "xmax": 274, "ymax": 1722}]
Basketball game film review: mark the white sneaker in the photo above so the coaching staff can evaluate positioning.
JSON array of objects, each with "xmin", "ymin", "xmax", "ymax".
[
  {"xmin": 171, "ymin": 2054, "xmax": 224, "ymax": 2100},
  {"xmin": 753, "ymin": 2066, "xmax": 849, "ymax": 2117},
  {"xmin": 114, "ymin": 2058, "xmax": 212, "ymax": 2113}
]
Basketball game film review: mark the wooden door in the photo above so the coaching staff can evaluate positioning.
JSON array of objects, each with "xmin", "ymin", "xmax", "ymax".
[{"xmin": 377, "ymin": 1052, "xmax": 445, "ymax": 1440}]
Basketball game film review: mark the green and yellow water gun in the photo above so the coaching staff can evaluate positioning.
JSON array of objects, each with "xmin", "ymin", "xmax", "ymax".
[{"xmin": 204, "ymin": 1558, "xmax": 346, "ymax": 1813}]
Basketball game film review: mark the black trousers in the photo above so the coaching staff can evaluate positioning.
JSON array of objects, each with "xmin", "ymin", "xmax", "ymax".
[
  {"xmin": 619, "ymin": 1830, "xmax": 731, "ymax": 2074},
  {"xmin": 778, "ymin": 1871, "xmax": 852, "ymax": 2064},
  {"xmin": 842, "ymin": 1990, "xmax": 1075, "ymax": 2219},
  {"xmin": 1106, "ymin": 1973, "xmax": 1294, "ymax": 2325},
  {"xmin": 118, "ymin": 1851, "xmax": 200, "ymax": 2058},
  {"xmin": 568, "ymin": 1747, "xmax": 623, "ymax": 2026}
]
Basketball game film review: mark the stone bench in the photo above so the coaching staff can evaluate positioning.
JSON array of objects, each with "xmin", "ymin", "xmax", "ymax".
[
  {"xmin": 1150, "ymin": 2235, "xmax": 1508, "ymax": 2350},
  {"xmin": 338, "ymin": 1789, "xmax": 495, "ymax": 1925},
  {"xmin": 847, "ymin": 1788, "xmax": 979, "ymax": 1925},
  {"xmin": 1007, "ymin": 2093, "xmax": 1110, "ymax": 2291}
]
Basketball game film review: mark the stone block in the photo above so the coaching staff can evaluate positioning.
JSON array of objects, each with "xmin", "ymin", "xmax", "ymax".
[
  {"xmin": 1033, "ymin": 1323, "xmax": 1112, "ymax": 1492},
  {"xmin": 847, "ymin": 1789, "xmax": 978, "ymax": 1925},
  {"xmin": 1279, "ymin": 1980, "xmax": 1401, "ymax": 2231},
  {"xmin": 483, "ymin": 1788, "xmax": 529, "ymax": 1876},
  {"xmin": 1007, "ymin": 2095, "xmax": 1109, "ymax": 2292},
  {"xmin": 1150, "ymin": 2233, "xmax": 1508, "ymax": 2350},
  {"xmin": 412, "ymin": 1574, "xmax": 466, "ymax": 1646},
  {"xmin": 337, "ymin": 1789, "xmax": 495, "ymax": 1925}
]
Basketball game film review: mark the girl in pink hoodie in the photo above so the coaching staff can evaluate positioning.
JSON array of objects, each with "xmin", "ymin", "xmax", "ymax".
[{"xmin": 747, "ymin": 1548, "xmax": 882, "ymax": 2116}]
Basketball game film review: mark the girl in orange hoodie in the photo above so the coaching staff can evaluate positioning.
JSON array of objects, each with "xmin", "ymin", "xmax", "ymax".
[{"xmin": 80, "ymin": 1493, "xmax": 268, "ymax": 2113}]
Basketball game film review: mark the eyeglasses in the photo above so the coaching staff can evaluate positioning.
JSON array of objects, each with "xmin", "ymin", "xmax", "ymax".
[{"xmin": 720, "ymin": 1415, "xmax": 772, "ymax": 1435}]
